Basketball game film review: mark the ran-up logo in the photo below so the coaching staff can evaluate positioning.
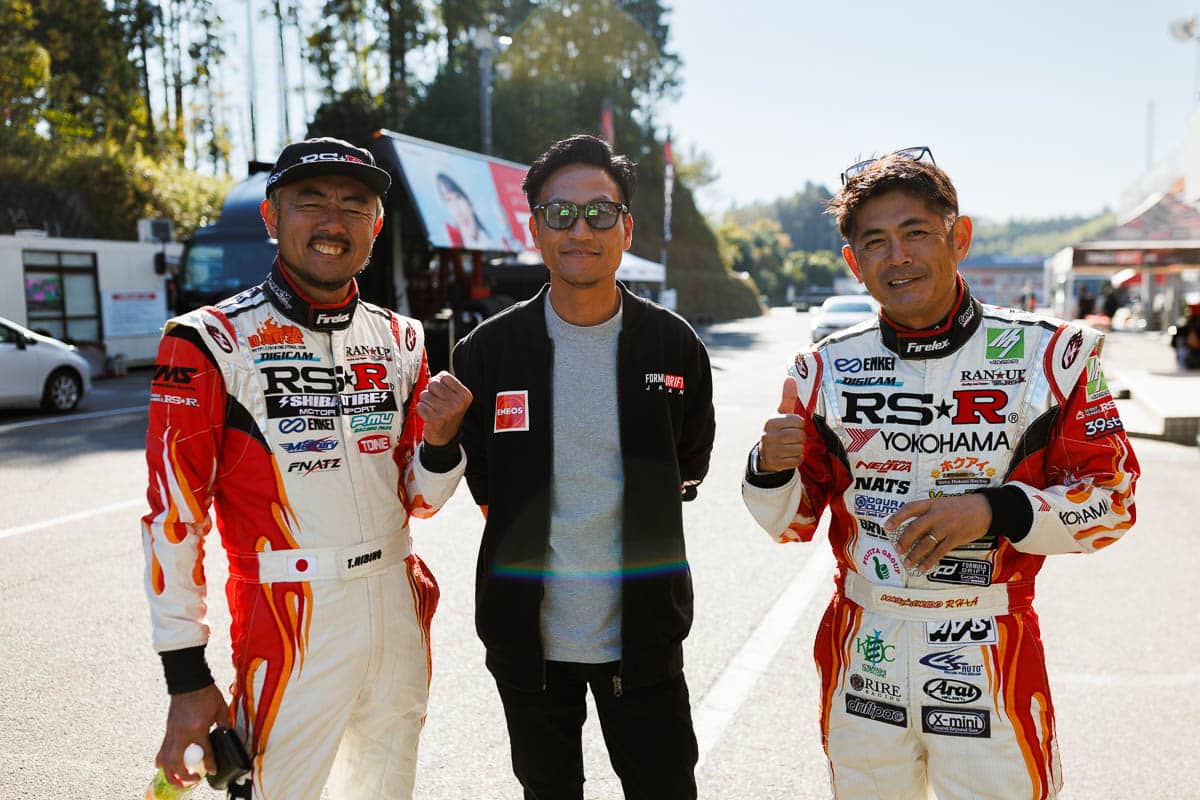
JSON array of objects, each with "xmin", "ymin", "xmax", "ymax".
[{"xmin": 986, "ymin": 327, "xmax": 1024, "ymax": 360}]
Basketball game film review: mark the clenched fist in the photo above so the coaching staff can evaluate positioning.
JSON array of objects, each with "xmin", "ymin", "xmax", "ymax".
[{"xmin": 418, "ymin": 371, "xmax": 473, "ymax": 446}]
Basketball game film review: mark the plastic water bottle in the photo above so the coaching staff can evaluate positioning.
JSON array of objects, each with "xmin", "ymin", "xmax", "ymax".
[{"xmin": 144, "ymin": 743, "xmax": 206, "ymax": 800}]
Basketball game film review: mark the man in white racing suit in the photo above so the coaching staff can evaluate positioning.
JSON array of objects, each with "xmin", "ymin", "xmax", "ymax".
[
  {"xmin": 142, "ymin": 137, "xmax": 472, "ymax": 799},
  {"xmin": 743, "ymin": 148, "xmax": 1139, "ymax": 799}
]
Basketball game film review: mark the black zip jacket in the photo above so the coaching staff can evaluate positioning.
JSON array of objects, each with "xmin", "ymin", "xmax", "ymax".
[{"xmin": 451, "ymin": 283, "xmax": 716, "ymax": 690}]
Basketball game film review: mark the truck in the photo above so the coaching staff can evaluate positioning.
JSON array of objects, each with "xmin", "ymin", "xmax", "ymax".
[{"xmin": 172, "ymin": 130, "xmax": 664, "ymax": 371}]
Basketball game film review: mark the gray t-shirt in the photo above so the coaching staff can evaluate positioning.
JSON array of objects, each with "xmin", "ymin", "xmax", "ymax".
[{"xmin": 540, "ymin": 293, "xmax": 624, "ymax": 663}]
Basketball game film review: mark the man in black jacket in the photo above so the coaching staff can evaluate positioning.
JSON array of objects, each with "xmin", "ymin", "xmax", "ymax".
[{"xmin": 452, "ymin": 134, "xmax": 715, "ymax": 800}]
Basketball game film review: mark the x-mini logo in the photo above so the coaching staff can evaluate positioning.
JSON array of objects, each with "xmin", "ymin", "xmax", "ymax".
[{"xmin": 986, "ymin": 328, "xmax": 1024, "ymax": 360}]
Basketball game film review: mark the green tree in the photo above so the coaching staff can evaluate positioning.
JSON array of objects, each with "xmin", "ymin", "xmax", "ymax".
[{"xmin": 0, "ymin": 0, "xmax": 52, "ymax": 131}]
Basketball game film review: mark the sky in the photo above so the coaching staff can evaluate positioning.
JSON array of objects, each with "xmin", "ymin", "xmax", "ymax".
[
  {"xmin": 220, "ymin": 0, "xmax": 1200, "ymax": 223},
  {"xmin": 662, "ymin": 0, "xmax": 1200, "ymax": 221}
]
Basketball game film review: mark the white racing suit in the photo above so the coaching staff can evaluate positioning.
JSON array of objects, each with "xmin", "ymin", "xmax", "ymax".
[
  {"xmin": 743, "ymin": 280, "xmax": 1139, "ymax": 799},
  {"xmin": 142, "ymin": 262, "xmax": 465, "ymax": 799}
]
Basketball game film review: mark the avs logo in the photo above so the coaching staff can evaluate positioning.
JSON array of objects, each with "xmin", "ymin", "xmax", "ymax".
[
  {"xmin": 924, "ymin": 618, "xmax": 998, "ymax": 646},
  {"xmin": 923, "ymin": 678, "xmax": 982, "ymax": 705},
  {"xmin": 645, "ymin": 372, "xmax": 685, "ymax": 393},
  {"xmin": 153, "ymin": 364, "xmax": 198, "ymax": 386},
  {"xmin": 843, "ymin": 390, "xmax": 1014, "ymax": 426},
  {"xmin": 286, "ymin": 457, "xmax": 342, "ymax": 475},
  {"xmin": 204, "ymin": 322, "xmax": 235, "ymax": 353},
  {"xmin": 357, "ymin": 434, "xmax": 392, "ymax": 454},
  {"xmin": 845, "ymin": 694, "xmax": 907, "ymax": 728},
  {"xmin": 279, "ymin": 417, "xmax": 334, "ymax": 433},
  {"xmin": 918, "ymin": 647, "xmax": 984, "ymax": 675},
  {"xmin": 494, "ymin": 390, "xmax": 529, "ymax": 432},
  {"xmin": 854, "ymin": 476, "xmax": 910, "ymax": 494},
  {"xmin": 926, "ymin": 557, "xmax": 993, "ymax": 587},
  {"xmin": 921, "ymin": 707, "xmax": 991, "ymax": 738},
  {"xmin": 985, "ymin": 327, "xmax": 1024, "ymax": 360},
  {"xmin": 350, "ymin": 412, "xmax": 394, "ymax": 432},
  {"xmin": 1061, "ymin": 329, "xmax": 1084, "ymax": 369},
  {"xmin": 834, "ymin": 356, "xmax": 896, "ymax": 373},
  {"xmin": 281, "ymin": 437, "xmax": 338, "ymax": 454}
]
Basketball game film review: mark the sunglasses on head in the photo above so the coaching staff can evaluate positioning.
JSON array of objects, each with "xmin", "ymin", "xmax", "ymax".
[
  {"xmin": 840, "ymin": 146, "xmax": 935, "ymax": 185},
  {"xmin": 532, "ymin": 200, "xmax": 629, "ymax": 231}
]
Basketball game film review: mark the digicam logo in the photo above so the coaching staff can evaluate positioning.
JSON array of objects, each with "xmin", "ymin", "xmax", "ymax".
[{"xmin": 494, "ymin": 390, "xmax": 529, "ymax": 433}]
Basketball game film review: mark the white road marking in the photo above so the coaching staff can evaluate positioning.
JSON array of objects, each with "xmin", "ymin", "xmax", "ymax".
[
  {"xmin": 0, "ymin": 497, "xmax": 144, "ymax": 542},
  {"xmin": 693, "ymin": 542, "xmax": 836, "ymax": 769},
  {"xmin": 0, "ymin": 406, "xmax": 146, "ymax": 433}
]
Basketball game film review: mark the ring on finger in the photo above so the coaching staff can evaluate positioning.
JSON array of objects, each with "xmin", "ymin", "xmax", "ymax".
[{"xmin": 923, "ymin": 532, "xmax": 940, "ymax": 546}]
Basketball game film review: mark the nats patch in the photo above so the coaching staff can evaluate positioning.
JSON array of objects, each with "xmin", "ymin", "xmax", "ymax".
[{"xmin": 494, "ymin": 390, "xmax": 529, "ymax": 432}]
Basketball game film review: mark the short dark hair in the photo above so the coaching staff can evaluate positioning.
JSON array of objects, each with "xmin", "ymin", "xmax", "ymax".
[
  {"xmin": 522, "ymin": 134, "xmax": 637, "ymax": 210},
  {"xmin": 826, "ymin": 155, "xmax": 959, "ymax": 241}
]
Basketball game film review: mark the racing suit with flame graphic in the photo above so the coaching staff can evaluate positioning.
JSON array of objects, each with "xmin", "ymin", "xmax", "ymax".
[
  {"xmin": 141, "ymin": 263, "xmax": 465, "ymax": 800},
  {"xmin": 743, "ymin": 281, "xmax": 1138, "ymax": 800}
]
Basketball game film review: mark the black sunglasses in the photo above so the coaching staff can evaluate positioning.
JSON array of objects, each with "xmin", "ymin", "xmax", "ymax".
[
  {"xmin": 840, "ymin": 146, "xmax": 935, "ymax": 185},
  {"xmin": 532, "ymin": 200, "xmax": 629, "ymax": 231}
]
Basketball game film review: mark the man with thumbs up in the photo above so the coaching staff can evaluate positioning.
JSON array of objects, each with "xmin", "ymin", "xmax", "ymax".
[{"xmin": 743, "ymin": 149, "xmax": 1138, "ymax": 799}]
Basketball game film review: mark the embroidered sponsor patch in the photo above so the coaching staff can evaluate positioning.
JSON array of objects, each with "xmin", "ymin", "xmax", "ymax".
[{"xmin": 494, "ymin": 390, "xmax": 529, "ymax": 432}]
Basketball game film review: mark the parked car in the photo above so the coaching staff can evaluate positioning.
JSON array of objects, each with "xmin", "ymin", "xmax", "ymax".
[
  {"xmin": 0, "ymin": 316, "xmax": 92, "ymax": 412},
  {"xmin": 810, "ymin": 295, "xmax": 880, "ymax": 343}
]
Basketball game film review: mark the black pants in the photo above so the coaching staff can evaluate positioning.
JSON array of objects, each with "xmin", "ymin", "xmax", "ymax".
[{"xmin": 494, "ymin": 661, "xmax": 699, "ymax": 800}]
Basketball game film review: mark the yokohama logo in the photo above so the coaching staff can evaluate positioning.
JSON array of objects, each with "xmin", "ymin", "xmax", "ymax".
[{"xmin": 846, "ymin": 428, "xmax": 881, "ymax": 452}]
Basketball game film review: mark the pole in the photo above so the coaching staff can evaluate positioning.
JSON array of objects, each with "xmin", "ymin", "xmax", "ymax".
[
  {"xmin": 480, "ymin": 46, "xmax": 493, "ymax": 155},
  {"xmin": 246, "ymin": 0, "xmax": 259, "ymax": 160}
]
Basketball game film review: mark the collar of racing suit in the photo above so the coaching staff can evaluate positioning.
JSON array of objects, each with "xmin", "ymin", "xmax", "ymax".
[
  {"xmin": 878, "ymin": 274, "xmax": 983, "ymax": 360},
  {"xmin": 263, "ymin": 258, "xmax": 359, "ymax": 332}
]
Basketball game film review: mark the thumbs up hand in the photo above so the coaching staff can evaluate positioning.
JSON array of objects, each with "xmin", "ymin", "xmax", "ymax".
[{"xmin": 757, "ymin": 377, "xmax": 807, "ymax": 473}]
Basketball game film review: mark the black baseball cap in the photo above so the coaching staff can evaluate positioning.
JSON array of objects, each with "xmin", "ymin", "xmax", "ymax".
[{"xmin": 265, "ymin": 137, "xmax": 392, "ymax": 198}]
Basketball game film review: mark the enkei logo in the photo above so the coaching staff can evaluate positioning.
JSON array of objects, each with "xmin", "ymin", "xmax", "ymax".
[
  {"xmin": 985, "ymin": 327, "xmax": 1024, "ymax": 360},
  {"xmin": 834, "ymin": 356, "xmax": 896, "ymax": 373},
  {"xmin": 494, "ymin": 390, "xmax": 529, "ymax": 432}
]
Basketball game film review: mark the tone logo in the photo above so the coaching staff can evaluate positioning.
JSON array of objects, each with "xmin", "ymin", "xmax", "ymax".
[{"xmin": 494, "ymin": 390, "xmax": 529, "ymax": 433}]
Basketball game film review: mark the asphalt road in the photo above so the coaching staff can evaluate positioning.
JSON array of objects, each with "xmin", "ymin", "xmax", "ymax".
[{"xmin": 1, "ymin": 308, "xmax": 1196, "ymax": 799}]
